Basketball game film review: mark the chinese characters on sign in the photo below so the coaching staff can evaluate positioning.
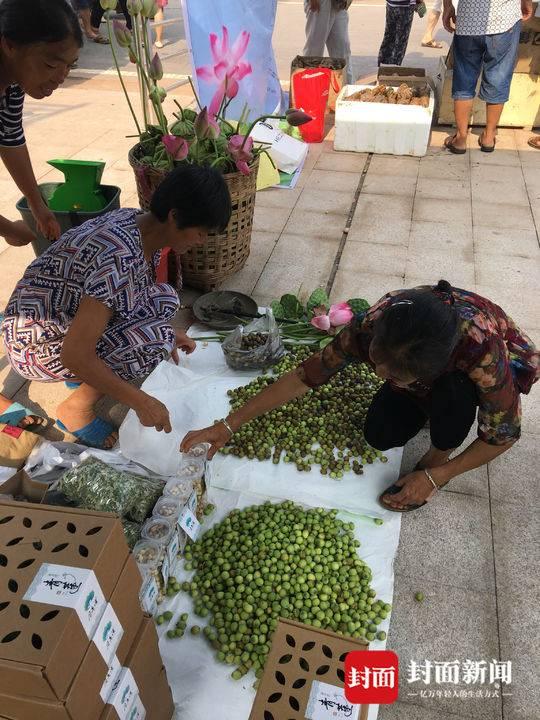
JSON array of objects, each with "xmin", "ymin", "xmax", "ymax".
[{"xmin": 406, "ymin": 660, "xmax": 513, "ymax": 699}]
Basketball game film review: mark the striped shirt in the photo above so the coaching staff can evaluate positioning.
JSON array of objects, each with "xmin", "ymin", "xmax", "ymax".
[
  {"xmin": 0, "ymin": 84, "xmax": 26, "ymax": 148},
  {"xmin": 386, "ymin": 0, "xmax": 416, "ymax": 8}
]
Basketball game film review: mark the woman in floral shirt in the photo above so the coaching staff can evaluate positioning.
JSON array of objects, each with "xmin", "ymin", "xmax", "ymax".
[{"xmin": 182, "ymin": 280, "xmax": 539, "ymax": 512}]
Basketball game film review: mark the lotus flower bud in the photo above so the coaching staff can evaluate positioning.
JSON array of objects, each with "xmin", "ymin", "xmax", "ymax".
[
  {"xmin": 113, "ymin": 20, "xmax": 132, "ymax": 48},
  {"xmin": 126, "ymin": 0, "xmax": 143, "ymax": 14},
  {"xmin": 141, "ymin": 0, "xmax": 159, "ymax": 17},
  {"xmin": 148, "ymin": 53, "xmax": 163, "ymax": 81},
  {"xmin": 100, "ymin": 0, "xmax": 117, "ymax": 9}
]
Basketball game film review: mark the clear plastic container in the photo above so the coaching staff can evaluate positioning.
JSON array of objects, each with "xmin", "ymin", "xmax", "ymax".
[
  {"xmin": 141, "ymin": 517, "xmax": 175, "ymax": 546},
  {"xmin": 132, "ymin": 539, "xmax": 162, "ymax": 575},
  {"xmin": 163, "ymin": 477, "xmax": 194, "ymax": 503},
  {"xmin": 178, "ymin": 459, "xmax": 205, "ymax": 482},
  {"xmin": 153, "ymin": 495, "xmax": 182, "ymax": 522},
  {"xmin": 184, "ymin": 443, "xmax": 209, "ymax": 462}
]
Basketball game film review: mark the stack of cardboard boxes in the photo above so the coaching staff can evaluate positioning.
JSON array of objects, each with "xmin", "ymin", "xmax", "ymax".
[{"xmin": 0, "ymin": 498, "xmax": 174, "ymax": 720}]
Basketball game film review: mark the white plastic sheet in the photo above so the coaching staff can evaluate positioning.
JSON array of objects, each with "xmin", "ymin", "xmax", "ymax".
[{"xmin": 119, "ymin": 337, "xmax": 403, "ymax": 720}]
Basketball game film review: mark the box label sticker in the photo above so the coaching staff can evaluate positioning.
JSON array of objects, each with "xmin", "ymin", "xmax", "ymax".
[
  {"xmin": 186, "ymin": 489, "xmax": 198, "ymax": 514},
  {"xmin": 139, "ymin": 575, "xmax": 159, "ymax": 614},
  {"xmin": 127, "ymin": 694, "xmax": 146, "ymax": 720},
  {"xmin": 2, "ymin": 425, "xmax": 23, "ymax": 438},
  {"xmin": 24, "ymin": 563, "xmax": 106, "ymax": 638},
  {"xmin": 178, "ymin": 506, "xmax": 201, "ymax": 541},
  {"xmin": 109, "ymin": 667, "xmax": 138, "ymax": 720},
  {"xmin": 161, "ymin": 552, "xmax": 170, "ymax": 586},
  {"xmin": 93, "ymin": 602, "xmax": 124, "ymax": 665},
  {"xmin": 166, "ymin": 530, "xmax": 180, "ymax": 566},
  {"xmin": 100, "ymin": 655, "xmax": 122, "ymax": 703},
  {"xmin": 306, "ymin": 681, "xmax": 360, "ymax": 720}
]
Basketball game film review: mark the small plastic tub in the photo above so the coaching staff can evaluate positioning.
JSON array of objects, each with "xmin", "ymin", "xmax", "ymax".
[
  {"xmin": 153, "ymin": 495, "xmax": 182, "ymax": 521},
  {"xmin": 141, "ymin": 518, "xmax": 175, "ymax": 546},
  {"xmin": 163, "ymin": 477, "xmax": 193, "ymax": 503},
  {"xmin": 132, "ymin": 539, "xmax": 162, "ymax": 575}
]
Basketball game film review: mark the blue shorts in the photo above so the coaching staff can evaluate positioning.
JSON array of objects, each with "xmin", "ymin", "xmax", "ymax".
[{"xmin": 452, "ymin": 21, "xmax": 521, "ymax": 104}]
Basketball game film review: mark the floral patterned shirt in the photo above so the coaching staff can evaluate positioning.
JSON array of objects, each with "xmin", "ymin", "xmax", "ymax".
[{"xmin": 300, "ymin": 286, "xmax": 539, "ymax": 446}]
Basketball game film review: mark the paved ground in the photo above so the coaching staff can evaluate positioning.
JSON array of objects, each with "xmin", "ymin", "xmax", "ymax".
[{"xmin": 0, "ymin": 7, "xmax": 539, "ymax": 719}]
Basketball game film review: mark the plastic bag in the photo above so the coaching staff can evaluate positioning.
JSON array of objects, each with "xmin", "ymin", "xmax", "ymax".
[
  {"xmin": 58, "ymin": 457, "xmax": 164, "ymax": 523},
  {"xmin": 221, "ymin": 309, "xmax": 285, "ymax": 370}
]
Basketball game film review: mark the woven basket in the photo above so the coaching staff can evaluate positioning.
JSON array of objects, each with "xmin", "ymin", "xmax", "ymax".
[{"xmin": 128, "ymin": 144, "xmax": 258, "ymax": 291}]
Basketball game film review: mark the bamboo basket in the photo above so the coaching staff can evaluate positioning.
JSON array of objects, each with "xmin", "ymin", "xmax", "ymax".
[{"xmin": 129, "ymin": 144, "xmax": 258, "ymax": 291}]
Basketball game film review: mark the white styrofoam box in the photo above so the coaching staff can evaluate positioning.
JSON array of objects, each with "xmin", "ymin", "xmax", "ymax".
[{"xmin": 334, "ymin": 84, "xmax": 435, "ymax": 157}]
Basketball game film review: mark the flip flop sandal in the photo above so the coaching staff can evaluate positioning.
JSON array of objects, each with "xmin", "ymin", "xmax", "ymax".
[
  {"xmin": 56, "ymin": 417, "xmax": 117, "ymax": 449},
  {"xmin": 527, "ymin": 137, "xmax": 540, "ymax": 150},
  {"xmin": 421, "ymin": 41, "xmax": 443, "ymax": 48},
  {"xmin": 378, "ymin": 483, "xmax": 430, "ymax": 513},
  {"xmin": 65, "ymin": 381, "xmax": 82, "ymax": 390},
  {"xmin": 444, "ymin": 134, "xmax": 467, "ymax": 155},
  {"xmin": 478, "ymin": 135, "xmax": 495, "ymax": 153},
  {"xmin": 0, "ymin": 402, "xmax": 47, "ymax": 431},
  {"xmin": 93, "ymin": 35, "xmax": 110, "ymax": 44}
]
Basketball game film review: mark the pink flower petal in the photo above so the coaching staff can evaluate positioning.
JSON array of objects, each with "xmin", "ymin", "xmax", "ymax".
[
  {"xmin": 330, "ymin": 302, "xmax": 351, "ymax": 312},
  {"xmin": 214, "ymin": 60, "xmax": 228, "ymax": 80},
  {"xmin": 236, "ymin": 160, "xmax": 251, "ymax": 176},
  {"xmin": 174, "ymin": 138, "xmax": 189, "ymax": 161},
  {"xmin": 209, "ymin": 33, "xmax": 220, "ymax": 64},
  {"xmin": 311, "ymin": 315, "xmax": 331, "ymax": 331},
  {"xmin": 221, "ymin": 26, "xmax": 229, "ymax": 55},
  {"xmin": 225, "ymin": 76, "xmax": 239, "ymax": 99},
  {"xmin": 196, "ymin": 65, "xmax": 215, "ymax": 82},
  {"xmin": 328, "ymin": 306, "xmax": 354, "ymax": 327},
  {"xmin": 231, "ymin": 30, "xmax": 250, "ymax": 63},
  {"xmin": 162, "ymin": 134, "xmax": 182, "ymax": 156},
  {"xmin": 234, "ymin": 61, "xmax": 252, "ymax": 81},
  {"xmin": 208, "ymin": 86, "xmax": 225, "ymax": 117}
]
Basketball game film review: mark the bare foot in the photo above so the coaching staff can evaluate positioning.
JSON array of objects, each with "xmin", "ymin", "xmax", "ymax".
[{"xmin": 416, "ymin": 445, "xmax": 453, "ymax": 470}]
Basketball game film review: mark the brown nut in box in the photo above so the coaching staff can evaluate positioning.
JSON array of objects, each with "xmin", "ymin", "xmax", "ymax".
[
  {"xmin": 0, "ymin": 499, "xmax": 129, "ymax": 701},
  {"xmin": 250, "ymin": 619, "xmax": 370, "ymax": 720}
]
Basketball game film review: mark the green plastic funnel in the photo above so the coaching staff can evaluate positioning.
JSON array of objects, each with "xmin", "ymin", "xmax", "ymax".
[{"xmin": 47, "ymin": 159, "xmax": 108, "ymax": 212}]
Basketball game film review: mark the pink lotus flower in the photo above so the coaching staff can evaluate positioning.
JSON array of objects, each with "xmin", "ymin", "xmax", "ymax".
[
  {"xmin": 162, "ymin": 135, "xmax": 189, "ymax": 161},
  {"xmin": 228, "ymin": 134, "xmax": 254, "ymax": 176},
  {"xmin": 195, "ymin": 26, "xmax": 253, "ymax": 117},
  {"xmin": 194, "ymin": 107, "xmax": 220, "ymax": 141},
  {"xmin": 310, "ymin": 302, "xmax": 354, "ymax": 332}
]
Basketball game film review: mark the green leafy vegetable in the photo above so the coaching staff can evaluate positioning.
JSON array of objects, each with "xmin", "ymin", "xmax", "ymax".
[{"xmin": 307, "ymin": 288, "xmax": 330, "ymax": 315}]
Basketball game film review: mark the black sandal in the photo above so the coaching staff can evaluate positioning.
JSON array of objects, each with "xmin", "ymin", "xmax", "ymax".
[
  {"xmin": 378, "ymin": 483, "xmax": 427, "ymax": 513},
  {"xmin": 478, "ymin": 134, "xmax": 495, "ymax": 153},
  {"xmin": 444, "ymin": 134, "xmax": 467, "ymax": 155}
]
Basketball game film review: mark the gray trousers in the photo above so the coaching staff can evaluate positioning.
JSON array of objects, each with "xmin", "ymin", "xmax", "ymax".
[{"xmin": 303, "ymin": 0, "xmax": 353, "ymax": 84}]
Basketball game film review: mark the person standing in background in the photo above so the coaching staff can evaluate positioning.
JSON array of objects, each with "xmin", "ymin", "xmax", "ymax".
[
  {"xmin": 378, "ymin": 0, "xmax": 419, "ymax": 66},
  {"xmin": 90, "ymin": 0, "xmax": 132, "ymax": 37},
  {"xmin": 304, "ymin": 0, "xmax": 353, "ymax": 84},
  {"xmin": 153, "ymin": 0, "xmax": 168, "ymax": 48},
  {"xmin": 443, "ymin": 0, "xmax": 533, "ymax": 153},
  {"xmin": 71, "ymin": 0, "xmax": 109, "ymax": 44}
]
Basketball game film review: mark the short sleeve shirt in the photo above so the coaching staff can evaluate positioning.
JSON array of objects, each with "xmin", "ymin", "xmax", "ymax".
[
  {"xmin": 456, "ymin": 0, "xmax": 522, "ymax": 35},
  {"xmin": 0, "ymin": 84, "xmax": 26, "ymax": 147},
  {"xmin": 5, "ymin": 208, "xmax": 162, "ymax": 331}
]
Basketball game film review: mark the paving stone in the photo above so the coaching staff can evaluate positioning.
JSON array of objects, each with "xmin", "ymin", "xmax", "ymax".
[
  {"xmin": 254, "ymin": 187, "xmax": 302, "ymax": 209},
  {"xmin": 491, "ymin": 499, "xmax": 540, "ymax": 595},
  {"xmin": 339, "ymin": 241, "xmax": 407, "ymax": 277},
  {"xmin": 315, "ymin": 151, "xmax": 368, "ymax": 173},
  {"xmin": 472, "ymin": 202, "xmax": 535, "ymax": 231},
  {"xmin": 471, "ymin": 180, "xmax": 530, "ymax": 208},
  {"xmin": 413, "ymin": 198, "xmax": 472, "ymax": 227},
  {"xmin": 418, "ymin": 154, "xmax": 471, "ymax": 181},
  {"xmin": 252, "ymin": 204, "xmax": 293, "ymax": 233},
  {"xmin": 488, "ymin": 434, "xmax": 539, "ymax": 508},
  {"xmin": 269, "ymin": 232, "xmax": 339, "ymax": 268},
  {"xmin": 295, "ymin": 188, "xmax": 356, "ymax": 215},
  {"xmin": 307, "ymin": 168, "xmax": 361, "ymax": 193},
  {"xmin": 363, "ymin": 172, "xmax": 418, "ymax": 197},
  {"xmin": 474, "ymin": 285, "xmax": 540, "ymax": 330},
  {"xmin": 386, "ymin": 574, "xmax": 501, "ymax": 719},
  {"xmin": 369, "ymin": 155, "xmax": 420, "ymax": 178},
  {"xmin": 254, "ymin": 259, "xmax": 332, "ymax": 300},
  {"xmin": 408, "ymin": 220, "xmax": 473, "ymax": 253},
  {"xmin": 405, "ymin": 246, "xmax": 475, "ymax": 289},
  {"xmin": 472, "ymin": 227, "xmax": 540, "ymax": 258},
  {"xmin": 394, "ymin": 492, "xmax": 495, "ymax": 593},
  {"xmin": 498, "ymin": 581, "xmax": 540, "ymax": 720},
  {"xmin": 416, "ymin": 177, "xmax": 470, "ymax": 201},
  {"xmin": 0, "ymin": 244, "xmax": 35, "ymax": 309},
  {"xmin": 380, "ymin": 701, "xmax": 478, "ymax": 720},
  {"xmin": 348, "ymin": 194, "xmax": 413, "ymax": 246},
  {"xmin": 330, "ymin": 270, "xmax": 405, "ymax": 304},
  {"xmin": 475, "ymin": 254, "xmax": 540, "ymax": 288},
  {"xmin": 283, "ymin": 207, "xmax": 349, "ymax": 240}
]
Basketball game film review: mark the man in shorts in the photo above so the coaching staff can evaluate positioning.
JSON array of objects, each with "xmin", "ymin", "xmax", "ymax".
[{"xmin": 443, "ymin": 0, "xmax": 533, "ymax": 154}]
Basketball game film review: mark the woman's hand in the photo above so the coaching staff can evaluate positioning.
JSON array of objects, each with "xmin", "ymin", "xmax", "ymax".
[
  {"xmin": 3, "ymin": 219, "xmax": 37, "ymax": 246},
  {"xmin": 29, "ymin": 201, "xmax": 61, "ymax": 241},
  {"xmin": 134, "ymin": 393, "xmax": 172, "ymax": 434},
  {"xmin": 171, "ymin": 331, "xmax": 196, "ymax": 364},
  {"xmin": 181, "ymin": 422, "xmax": 231, "ymax": 459},
  {"xmin": 382, "ymin": 470, "xmax": 436, "ymax": 509}
]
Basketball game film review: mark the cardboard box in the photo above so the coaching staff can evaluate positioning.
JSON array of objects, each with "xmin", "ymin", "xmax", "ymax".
[
  {"xmin": 0, "ymin": 615, "xmax": 171, "ymax": 720},
  {"xmin": 0, "ymin": 469, "xmax": 48, "ymax": 502},
  {"xmin": 0, "ymin": 500, "xmax": 129, "ymax": 701},
  {"xmin": 100, "ymin": 618, "xmax": 174, "ymax": 720},
  {"xmin": 250, "ymin": 619, "xmax": 369, "ymax": 720}
]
